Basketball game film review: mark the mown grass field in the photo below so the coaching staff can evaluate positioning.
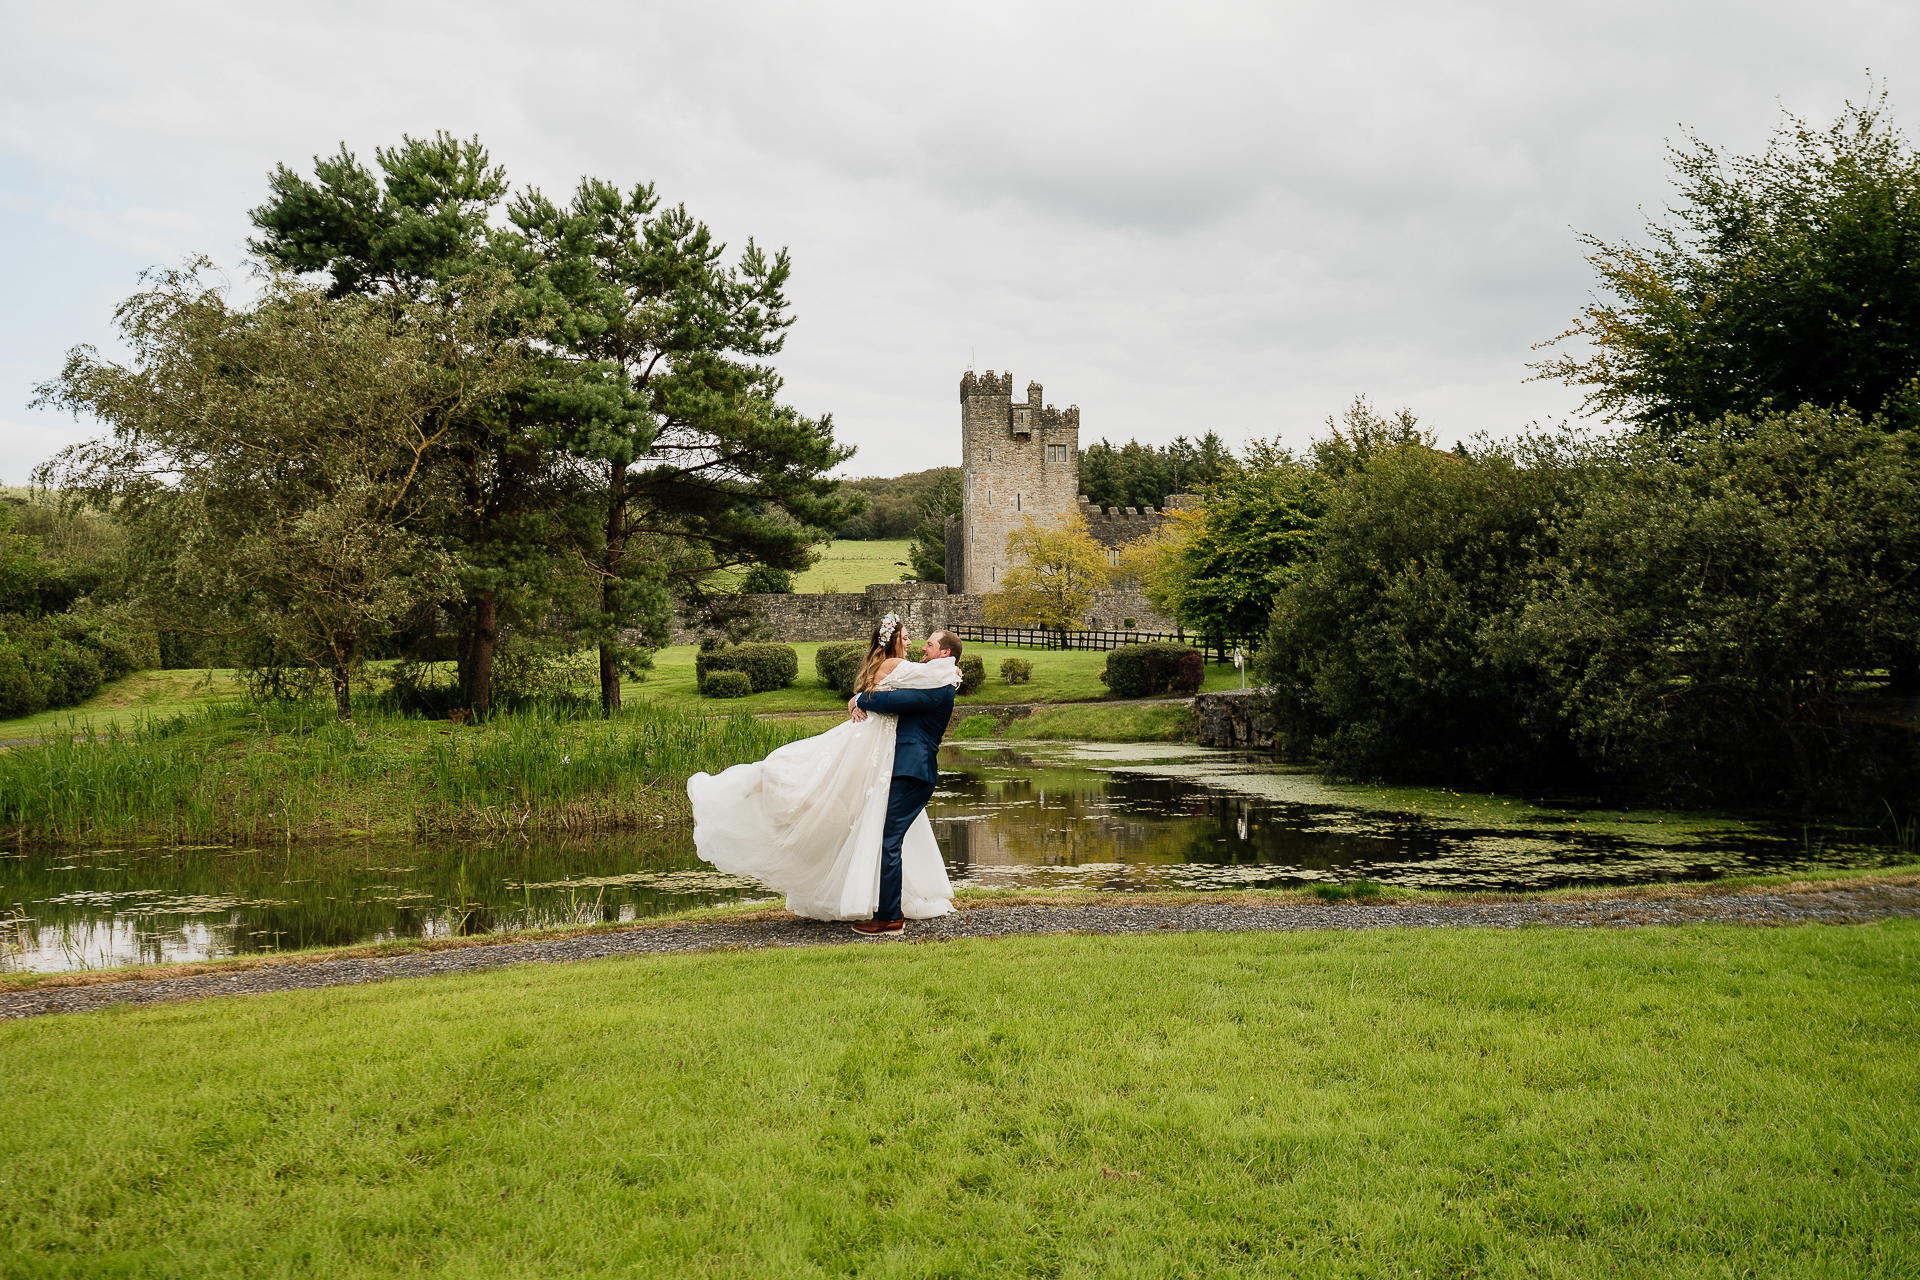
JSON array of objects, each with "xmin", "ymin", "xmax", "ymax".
[
  {"xmin": 2, "ymin": 922, "xmax": 1913, "ymax": 1277},
  {"xmin": 0, "ymin": 642, "xmax": 1239, "ymax": 743},
  {"xmin": 625, "ymin": 643, "xmax": 1244, "ymax": 714},
  {"xmin": 788, "ymin": 538, "xmax": 916, "ymax": 594}
]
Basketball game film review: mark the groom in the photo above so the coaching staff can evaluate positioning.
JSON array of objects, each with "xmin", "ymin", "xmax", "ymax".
[{"xmin": 844, "ymin": 630, "xmax": 962, "ymax": 937}]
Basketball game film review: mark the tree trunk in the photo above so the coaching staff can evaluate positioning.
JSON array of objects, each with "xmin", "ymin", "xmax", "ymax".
[
  {"xmin": 330, "ymin": 661, "xmax": 353, "ymax": 721},
  {"xmin": 467, "ymin": 588, "xmax": 498, "ymax": 715},
  {"xmin": 600, "ymin": 461, "xmax": 628, "ymax": 716}
]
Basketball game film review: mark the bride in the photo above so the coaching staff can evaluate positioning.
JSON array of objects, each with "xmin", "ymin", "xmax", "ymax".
[{"xmin": 687, "ymin": 616, "xmax": 960, "ymax": 920}]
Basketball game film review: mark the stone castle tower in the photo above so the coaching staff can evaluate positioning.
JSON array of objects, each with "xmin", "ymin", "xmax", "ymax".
[{"xmin": 951, "ymin": 371, "xmax": 1081, "ymax": 594}]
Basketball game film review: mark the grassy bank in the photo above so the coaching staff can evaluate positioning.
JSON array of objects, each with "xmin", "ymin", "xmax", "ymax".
[
  {"xmin": 1002, "ymin": 701, "xmax": 1196, "ymax": 741},
  {"xmin": 3, "ymin": 923, "xmax": 1914, "ymax": 1277},
  {"xmin": 4, "ymin": 864, "xmax": 1913, "ymax": 995},
  {"xmin": 0, "ymin": 667, "xmax": 232, "ymax": 738},
  {"xmin": 0, "ymin": 700, "xmax": 821, "ymax": 845}
]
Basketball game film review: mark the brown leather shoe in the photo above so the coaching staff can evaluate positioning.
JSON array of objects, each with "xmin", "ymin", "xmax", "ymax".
[{"xmin": 851, "ymin": 918, "xmax": 906, "ymax": 938}]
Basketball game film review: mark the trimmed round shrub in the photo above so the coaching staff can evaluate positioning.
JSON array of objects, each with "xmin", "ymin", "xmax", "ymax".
[
  {"xmin": 702, "ymin": 669, "xmax": 753, "ymax": 699},
  {"xmin": 999, "ymin": 657, "xmax": 1033, "ymax": 684},
  {"xmin": 697, "ymin": 642, "xmax": 799, "ymax": 693},
  {"xmin": 1105, "ymin": 642, "xmax": 1203, "ymax": 699},
  {"xmin": 957, "ymin": 653, "xmax": 985, "ymax": 696},
  {"xmin": 816, "ymin": 641, "xmax": 867, "ymax": 697}
]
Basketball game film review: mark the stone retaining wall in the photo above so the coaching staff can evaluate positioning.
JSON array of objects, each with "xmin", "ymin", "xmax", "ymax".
[{"xmin": 1193, "ymin": 688, "xmax": 1278, "ymax": 751}]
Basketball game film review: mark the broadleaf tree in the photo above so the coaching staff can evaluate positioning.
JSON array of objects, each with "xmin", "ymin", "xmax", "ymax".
[
  {"xmin": 983, "ymin": 513, "xmax": 1110, "ymax": 631},
  {"xmin": 35, "ymin": 264, "xmax": 534, "ymax": 719},
  {"xmin": 1532, "ymin": 91, "xmax": 1920, "ymax": 434}
]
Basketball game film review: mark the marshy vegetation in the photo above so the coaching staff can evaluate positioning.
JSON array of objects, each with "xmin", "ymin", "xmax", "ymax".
[{"xmin": 0, "ymin": 698, "xmax": 820, "ymax": 846}]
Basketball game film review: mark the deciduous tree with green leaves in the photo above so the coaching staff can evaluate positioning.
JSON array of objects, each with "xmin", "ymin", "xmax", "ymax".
[
  {"xmin": 984, "ymin": 513, "xmax": 1110, "ymax": 631},
  {"xmin": 1509, "ymin": 406, "xmax": 1920, "ymax": 804},
  {"xmin": 1260, "ymin": 422, "xmax": 1594, "ymax": 785},
  {"xmin": 1532, "ymin": 91, "xmax": 1920, "ymax": 434},
  {"xmin": 36, "ymin": 264, "xmax": 534, "ymax": 719},
  {"xmin": 1133, "ymin": 439, "xmax": 1325, "ymax": 642}
]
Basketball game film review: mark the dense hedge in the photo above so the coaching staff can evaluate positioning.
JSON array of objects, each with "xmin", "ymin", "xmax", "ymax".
[
  {"xmin": 0, "ymin": 615, "xmax": 160, "ymax": 719},
  {"xmin": 1105, "ymin": 643, "xmax": 1204, "ymax": 699},
  {"xmin": 697, "ymin": 643, "xmax": 798, "ymax": 694},
  {"xmin": 816, "ymin": 642, "xmax": 866, "ymax": 697},
  {"xmin": 701, "ymin": 669, "xmax": 754, "ymax": 699}
]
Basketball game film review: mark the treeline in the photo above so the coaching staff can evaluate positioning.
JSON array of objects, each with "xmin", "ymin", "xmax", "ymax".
[
  {"xmin": 33, "ymin": 133, "xmax": 861, "ymax": 720},
  {"xmin": 834, "ymin": 431, "xmax": 1237, "ymax": 542},
  {"xmin": 1133, "ymin": 97, "xmax": 1920, "ymax": 811},
  {"xmin": 835, "ymin": 468, "xmax": 957, "ymax": 540},
  {"xmin": 1080, "ymin": 433, "xmax": 1235, "ymax": 511}
]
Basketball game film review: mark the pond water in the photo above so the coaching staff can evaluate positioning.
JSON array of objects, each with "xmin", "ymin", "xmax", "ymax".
[{"xmin": 2, "ymin": 740, "xmax": 1902, "ymax": 973}]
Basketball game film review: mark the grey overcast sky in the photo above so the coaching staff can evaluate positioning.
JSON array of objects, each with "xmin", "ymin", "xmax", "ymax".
[{"xmin": 3, "ymin": 0, "xmax": 1915, "ymax": 482}]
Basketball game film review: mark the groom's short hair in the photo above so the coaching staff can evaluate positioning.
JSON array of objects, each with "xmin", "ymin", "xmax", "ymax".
[{"xmin": 931, "ymin": 630, "xmax": 962, "ymax": 659}]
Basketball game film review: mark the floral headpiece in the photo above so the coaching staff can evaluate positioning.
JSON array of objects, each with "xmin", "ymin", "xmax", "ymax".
[{"xmin": 877, "ymin": 612, "xmax": 901, "ymax": 646}]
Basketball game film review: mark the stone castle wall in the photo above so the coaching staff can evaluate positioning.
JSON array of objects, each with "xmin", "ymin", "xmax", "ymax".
[{"xmin": 667, "ymin": 581, "xmax": 1178, "ymax": 646}]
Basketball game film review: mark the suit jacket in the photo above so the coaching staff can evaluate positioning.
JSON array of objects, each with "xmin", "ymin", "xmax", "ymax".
[{"xmin": 854, "ymin": 684, "xmax": 956, "ymax": 783}]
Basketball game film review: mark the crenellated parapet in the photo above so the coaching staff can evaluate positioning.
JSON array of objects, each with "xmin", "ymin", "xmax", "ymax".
[
  {"xmin": 1076, "ymin": 494, "xmax": 1179, "ymax": 548},
  {"xmin": 960, "ymin": 369, "xmax": 1013, "ymax": 400},
  {"xmin": 1037, "ymin": 405, "xmax": 1080, "ymax": 429}
]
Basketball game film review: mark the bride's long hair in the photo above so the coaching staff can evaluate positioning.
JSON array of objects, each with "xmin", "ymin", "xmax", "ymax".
[{"xmin": 854, "ymin": 614, "xmax": 909, "ymax": 693}]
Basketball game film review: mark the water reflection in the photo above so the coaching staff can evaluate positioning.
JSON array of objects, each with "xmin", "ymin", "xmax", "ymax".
[
  {"xmin": 0, "ymin": 839, "xmax": 770, "ymax": 974},
  {"xmin": 929, "ymin": 741, "xmax": 1895, "ymax": 893},
  {"xmin": 0, "ymin": 739, "xmax": 1900, "ymax": 973}
]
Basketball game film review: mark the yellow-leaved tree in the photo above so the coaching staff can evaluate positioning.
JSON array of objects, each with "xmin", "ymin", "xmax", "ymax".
[{"xmin": 984, "ymin": 513, "xmax": 1110, "ymax": 630}]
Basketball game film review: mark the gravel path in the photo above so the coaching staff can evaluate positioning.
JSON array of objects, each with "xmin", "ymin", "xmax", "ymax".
[{"xmin": 5, "ymin": 883, "xmax": 1916, "ymax": 1023}]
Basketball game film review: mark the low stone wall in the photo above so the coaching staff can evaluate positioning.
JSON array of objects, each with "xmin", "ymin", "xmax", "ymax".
[
  {"xmin": 667, "ymin": 582, "xmax": 1179, "ymax": 645},
  {"xmin": 1193, "ymin": 688, "xmax": 1277, "ymax": 751}
]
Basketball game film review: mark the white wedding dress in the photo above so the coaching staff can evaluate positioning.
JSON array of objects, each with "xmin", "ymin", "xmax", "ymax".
[{"xmin": 687, "ymin": 658, "xmax": 960, "ymax": 920}]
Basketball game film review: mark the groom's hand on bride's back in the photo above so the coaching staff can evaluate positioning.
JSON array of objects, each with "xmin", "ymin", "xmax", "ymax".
[{"xmin": 847, "ymin": 695, "xmax": 867, "ymax": 722}]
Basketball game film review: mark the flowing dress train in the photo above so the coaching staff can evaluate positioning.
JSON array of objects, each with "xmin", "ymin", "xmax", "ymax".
[{"xmin": 686, "ymin": 658, "xmax": 959, "ymax": 920}]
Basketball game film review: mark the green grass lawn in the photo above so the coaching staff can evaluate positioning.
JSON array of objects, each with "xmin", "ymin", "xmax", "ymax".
[
  {"xmin": 0, "ymin": 667, "xmax": 236, "ymax": 739},
  {"xmin": 624, "ymin": 643, "xmax": 1245, "ymax": 714},
  {"xmin": 791, "ymin": 539, "xmax": 915, "ymax": 594},
  {"xmin": 0, "ymin": 640, "xmax": 1237, "ymax": 745},
  {"xmin": 2, "ymin": 923, "xmax": 1913, "ymax": 1277}
]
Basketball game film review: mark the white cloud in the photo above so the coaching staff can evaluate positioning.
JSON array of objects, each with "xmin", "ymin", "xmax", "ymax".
[{"xmin": 4, "ymin": 0, "xmax": 1917, "ymax": 479}]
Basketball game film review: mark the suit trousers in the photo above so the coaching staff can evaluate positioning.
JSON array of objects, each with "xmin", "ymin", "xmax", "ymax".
[{"xmin": 877, "ymin": 774, "xmax": 938, "ymax": 921}]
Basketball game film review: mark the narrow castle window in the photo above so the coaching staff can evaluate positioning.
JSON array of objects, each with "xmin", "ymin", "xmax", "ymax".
[
  {"xmin": 1108, "ymin": 548, "xmax": 1120, "ymax": 567},
  {"xmin": 991, "ymin": 565, "xmax": 996, "ymax": 583},
  {"xmin": 987, "ymin": 489, "xmax": 994, "ymax": 505},
  {"xmin": 1016, "ymin": 492, "xmax": 1022, "ymax": 512}
]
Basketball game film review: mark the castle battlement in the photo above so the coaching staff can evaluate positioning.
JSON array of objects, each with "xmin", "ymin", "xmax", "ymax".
[{"xmin": 959, "ymin": 369, "xmax": 1013, "ymax": 399}]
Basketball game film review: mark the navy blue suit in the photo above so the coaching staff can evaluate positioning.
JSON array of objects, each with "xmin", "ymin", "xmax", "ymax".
[{"xmin": 853, "ymin": 683, "xmax": 956, "ymax": 920}]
